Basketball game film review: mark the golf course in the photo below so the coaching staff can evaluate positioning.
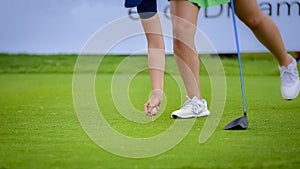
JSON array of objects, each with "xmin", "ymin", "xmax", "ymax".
[{"xmin": 0, "ymin": 53, "xmax": 299, "ymax": 169}]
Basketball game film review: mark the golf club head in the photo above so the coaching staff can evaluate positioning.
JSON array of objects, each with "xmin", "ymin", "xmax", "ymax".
[{"xmin": 224, "ymin": 115, "xmax": 248, "ymax": 130}]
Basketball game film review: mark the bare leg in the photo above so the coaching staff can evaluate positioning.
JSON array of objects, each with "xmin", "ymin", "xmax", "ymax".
[
  {"xmin": 140, "ymin": 14, "xmax": 165, "ymax": 115},
  {"xmin": 234, "ymin": 0, "xmax": 291, "ymax": 66},
  {"xmin": 170, "ymin": 0, "xmax": 201, "ymax": 98}
]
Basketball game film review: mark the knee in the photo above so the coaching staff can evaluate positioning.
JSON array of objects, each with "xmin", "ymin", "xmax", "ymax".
[
  {"xmin": 172, "ymin": 23, "xmax": 195, "ymax": 51},
  {"xmin": 239, "ymin": 14, "xmax": 263, "ymax": 30}
]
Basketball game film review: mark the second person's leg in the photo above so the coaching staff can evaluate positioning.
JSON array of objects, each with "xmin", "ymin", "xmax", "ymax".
[
  {"xmin": 234, "ymin": 0, "xmax": 300, "ymax": 100},
  {"xmin": 234, "ymin": 0, "xmax": 290, "ymax": 66}
]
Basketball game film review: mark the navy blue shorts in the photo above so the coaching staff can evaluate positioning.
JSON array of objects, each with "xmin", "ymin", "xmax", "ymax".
[{"xmin": 137, "ymin": 0, "xmax": 157, "ymax": 19}]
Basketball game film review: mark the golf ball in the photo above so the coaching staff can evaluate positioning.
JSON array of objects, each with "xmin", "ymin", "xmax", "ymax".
[{"xmin": 151, "ymin": 107, "xmax": 157, "ymax": 114}]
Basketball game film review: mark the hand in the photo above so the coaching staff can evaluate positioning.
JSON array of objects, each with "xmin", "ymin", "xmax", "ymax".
[{"xmin": 144, "ymin": 93, "xmax": 162, "ymax": 116}]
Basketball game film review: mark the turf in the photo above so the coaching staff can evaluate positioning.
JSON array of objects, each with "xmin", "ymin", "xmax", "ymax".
[{"xmin": 0, "ymin": 53, "xmax": 299, "ymax": 169}]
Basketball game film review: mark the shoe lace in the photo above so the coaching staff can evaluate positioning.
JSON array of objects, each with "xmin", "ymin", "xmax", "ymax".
[
  {"xmin": 182, "ymin": 96, "xmax": 203, "ymax": 114},
  {"xmin": 280, "ymin": 63, "xmax": 299, "ymax": 87}
]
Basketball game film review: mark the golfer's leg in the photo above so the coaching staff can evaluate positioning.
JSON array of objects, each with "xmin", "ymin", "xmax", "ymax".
[
  {"xmin": 140, "ymin": 14, "xmax": 165, "ymax": 115},
  {"xmin": 235, "ymin": 0, "xmax": 300, "ymax": 100},
  {"xmin": 234, "ymin": 0, "xmax": 291, "ymax": 66},
  {"xmin": 170, "ymin": 0, "xmax": 201, "ymax": 98}
]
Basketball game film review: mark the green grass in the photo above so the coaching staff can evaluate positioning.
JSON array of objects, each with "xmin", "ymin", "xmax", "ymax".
[{"xmin": 0, "ymin": 53, "xmax": 299, "ymax": 169}]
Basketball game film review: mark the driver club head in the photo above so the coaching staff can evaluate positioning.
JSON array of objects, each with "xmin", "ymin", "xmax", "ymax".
[
  {"xmin": 224, "ymin": 115, "xmax": 248, "ymax": 130},
  {"xmin": 224, "ymin": 0, "xmax": 249, "ymax": 131}
]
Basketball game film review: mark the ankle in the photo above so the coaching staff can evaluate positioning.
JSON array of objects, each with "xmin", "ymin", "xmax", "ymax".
[
  {"xmin": 279, "ymin": 54, "xmax": 293, "ymax": 67},
  {"xmin": 188, "ymin": 95, "xmax": 202, "ymax": 100}
]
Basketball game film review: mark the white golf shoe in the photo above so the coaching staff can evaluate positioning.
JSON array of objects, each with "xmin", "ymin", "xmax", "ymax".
[
  {"xmin": 171, "ymin": 96, "xmax": 210, "ymax": 119},
  {"xmin": 279, "ymin": 55, "xmax": 300, "ymax": 100}
]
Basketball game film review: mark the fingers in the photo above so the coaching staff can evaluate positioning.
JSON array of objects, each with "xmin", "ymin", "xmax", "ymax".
[
  {"xmin": 144, "ymin": 94, "xmax": 162, "ymax": 117},
  {"xmin": 144, "ymin": 102, "xmax": 151, "ymax": 116},
  {"xmin": 144, "ymin": 102, "xmax": 160, "ymax": 116}
]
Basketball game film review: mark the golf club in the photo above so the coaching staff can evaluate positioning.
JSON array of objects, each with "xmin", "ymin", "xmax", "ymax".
[{"xmin": 224, "ymin": 0, "xmax": 248, "ymax": 130}]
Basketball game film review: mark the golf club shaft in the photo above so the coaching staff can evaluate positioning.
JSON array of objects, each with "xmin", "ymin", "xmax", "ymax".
[{"xmin": 230, "ymin": 0, "xmax": 247, "ymax": 116}]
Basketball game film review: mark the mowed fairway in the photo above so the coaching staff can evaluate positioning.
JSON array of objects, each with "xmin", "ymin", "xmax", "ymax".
[{"xmin": 0, "ymin": 54, "xmax": 299, "ymax": 169}]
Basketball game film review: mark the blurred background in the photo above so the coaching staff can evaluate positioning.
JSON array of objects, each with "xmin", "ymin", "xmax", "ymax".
[{"xmin": 0, "ymin": 0, "xmax": 299, "ymax": 54}]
